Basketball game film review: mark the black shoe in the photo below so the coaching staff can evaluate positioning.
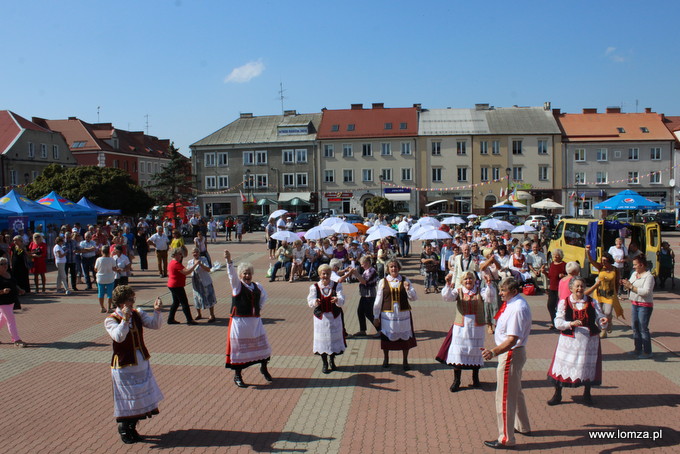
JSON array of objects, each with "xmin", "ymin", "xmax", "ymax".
[
  {"xmin": 130, "ymin": 421, "xmax": 144, "ymax": 442},
  {"xmin": 382, "ymin": 359, "xmax": 390, "ymax": 369},
  {"xmin": 186, "ymin": 320, "xmax": 198, "ymax": 325},
  {"xmin": 547, "ymin": 392, "xmax": 562, "ymax": 406},
  {"xmin": 329, "ymin": 356, "xmax": 337, "ymax": 371},
  {"xmin": 234, "ymin": 374, "xmax": 248, "ymax": 388},
  {"xmin": 260, "ymin": 363, "xmax": 273, "ymax": 382},
  {"xmin": 450, "ymin": 380, "xmax": 461, "ymax": 393},
  {"xmin": 402, "ymin": 363, "xmax": 411, "ymax": 371},
  {"xmin": 167, "ymin": 320, "xmax": 180, "ymax": 325},
  {"xmin": 484, "ymin": 440, "xmax": 514, "ymax": 449},
  {"xmin": 118, "ymin": 423, "xmax": 137, "ymax": 444}
]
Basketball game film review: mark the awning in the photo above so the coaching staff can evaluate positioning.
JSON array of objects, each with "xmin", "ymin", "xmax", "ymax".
[
  {"xmin": 425, "ymin": 199, "xmax": 448, "ymax": 207},
  {"xmin": 278, "ymin": 192, "xmax": 311, "ymax": 203},
  {"xmin": 385, "ymin": 193, "xmax": 411, "ymax": 202}
]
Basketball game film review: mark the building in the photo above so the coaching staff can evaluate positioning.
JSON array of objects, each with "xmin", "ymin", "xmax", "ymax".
[
  {"xmin": 0, "ymin": 110, "xmax": 77, "ymax": 189},
  {"xmin": 556, "ymin": 107, "xmax": 676, "ymax": 216},
  {"xmin": 317, "ymin": 103, "xmax": 420, "ymax": 215},
  {"xmin": 190, "ymin": 111, "xmax": 321, "ymax": 217}
]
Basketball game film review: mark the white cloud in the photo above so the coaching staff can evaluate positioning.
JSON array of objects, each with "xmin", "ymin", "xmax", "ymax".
[
  {"xmin": 224, "ymin": 59, "xmax": 265, "ymax": 83},
  {"xmin": 605, "ymin": 46, "xmax": 616, "ymax": 55},
  {"xmin": 604, "ymin": 46, "xmax": 626, "ymax": 63}
]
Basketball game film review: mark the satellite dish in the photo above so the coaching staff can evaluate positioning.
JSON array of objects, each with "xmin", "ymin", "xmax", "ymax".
[{"xmin": 669, "ymin": 179, "xmax": 676, "ymax": 187}]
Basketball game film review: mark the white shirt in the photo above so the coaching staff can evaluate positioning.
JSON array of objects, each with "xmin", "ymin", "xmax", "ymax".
[
  {"xmin": 608, "ymin": 245, "xmax": 628, "ymax": 269},
  {"xmin": 373, "ymin": 275, "xmax": 418, "ymax": 319},
  {"xmin": 397, "ymin": 220, "xmax": 409, "ymax": 234},
  {"xmin": 148, "ymin": 233, "xmax": 170, "ymax": 251},
  {"xmin": 114, "ymin": 254, "xmax": 131, "ymax": 279},
  {"xmin": 276, "ymin": 219, "xmax": 286, "ymax": 231},
  {"xmin": 494, "ymin": 293, "xmax": 531, "ymax": 349},
  {"xmin": 53, "ymin": 244, "xmax": 66, "ymax": 264}
]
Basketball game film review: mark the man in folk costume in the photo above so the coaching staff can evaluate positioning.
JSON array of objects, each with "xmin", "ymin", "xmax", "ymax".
[
  {"xmin": 437, "ymin": 272, "xmax": 496, "ymax": 392},
  {"xmin": 481, "ymin": 277, "xmax": 532, "ymax": 449},
  {"xmin": 307, "ymin": 264, "xmax": 346, "ymax": 374},
  {"xmin": 105, "ymin": 286, "xmax": 164, "ymax": 444},
  {"xmin": 373, "ymin": 259, "xmax": 418, "ymax": 370},
  {"xmin": 450, "ymin": 243, "xmax": 479, "ymax": 289},
  {"xmin": 224, "ymin": 250, "xmax": 273, "ymax": 388}
]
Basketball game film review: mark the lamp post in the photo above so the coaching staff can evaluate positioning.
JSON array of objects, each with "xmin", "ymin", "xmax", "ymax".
[
  {"xmin": 505, "ymin": 167, "xmax": 511, "ymax": 201},
  {"xmin": 379, "ymin": 175, "xmax": 384, "ymax": 197},
  {"xmin": 245, "ymin": 168, "xmax": 253, "ymax": 206},
  {"xmin": 575, "ymin": 178, "xmax": 580, "ymax": 217}
]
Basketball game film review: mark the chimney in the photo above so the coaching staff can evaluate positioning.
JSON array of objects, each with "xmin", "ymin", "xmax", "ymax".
[
  {"xmin": 583, "ymin": 108, "xmax": 597, "ymax": 114},
  {"xmin": 413, "ymin": 103, "xmax": 422, "ymax": 110},
  {"xmin": 475, "ymin": 103, "xmax": 490, "ymax": 111},
  {"xmin": 645, "ymin": 107, "xmax": 652, "ymax": 113},
  {"xmin": 283, "ymin": 110, "xmax": 297, "ymax": 116},
  {"xmin": 240, "ymin": 113, "xmax": 253, "ymax": 118},
  {"xmin": 552, "ymin": 108, "xmax": 561, "ymax": 116},
  {"xmin": 68, "ymin": 116, "xmax": 77, "ymax": 120},
  {"xmin": 372, "ymin": 103, "xmax": 384, "ymax": 109},
  {"xmin": 544, "ymin": 101, "xmax": 551, "ymax": 111},
  {"xmin": 350, "ymin": 103, "xmax": 363, "ymax": 110},
  {"xmin": 606, "ymin": 107, "xmax": 621, "ymax": 113}
]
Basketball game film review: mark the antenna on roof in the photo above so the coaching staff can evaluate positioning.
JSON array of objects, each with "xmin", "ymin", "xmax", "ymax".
[
  {"xmin": 145, "ymin": 114, "xmax": 150, "ymax": 135},
  {"xmin": 278, "ymin": 82, "xmax": 286, "ymax": 114},
  {"xmin": 97, "ymin": 106, "xmax": 101, "ymax": 122},
  {"xmin": 635, "ymin": 99, "xmax": 639, "ymax": 113}
]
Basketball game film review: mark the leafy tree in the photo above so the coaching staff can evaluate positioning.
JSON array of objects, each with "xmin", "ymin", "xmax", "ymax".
[
  {"xmin": 25, "ymin": 163, "xmax": 154, "ymax": 215},
  {"xmin": 365, "ymin": 196, "xmax": 395, "ymax": 215},
  {"xmin": 147, "ymin": 143, "xmax": 194, "ymax": 220}
]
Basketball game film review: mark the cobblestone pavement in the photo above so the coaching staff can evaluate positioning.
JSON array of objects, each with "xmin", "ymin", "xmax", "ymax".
[{"xmin": 1, "ymin": 231, "xmax": 679, "ymax": 453}]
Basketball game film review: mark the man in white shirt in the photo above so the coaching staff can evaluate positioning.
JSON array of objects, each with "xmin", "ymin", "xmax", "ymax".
[
  {"xmin": 526, "ymin": 242, "xmax": 547, "ymax": 291},
  {"xmin": 396, "ymin": 216, "xmax": 411, "ymax": 257},
  {"xmin": 147, "ymin": 226, "xmax": 170, "ymax": 277},
  {"xmin": 482, "ymin": 277, "xmax": 532, "ymax": 449}
]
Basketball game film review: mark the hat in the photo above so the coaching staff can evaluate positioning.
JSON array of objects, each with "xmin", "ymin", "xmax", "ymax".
[
  {"xmin": 430, "ymin": 242, "xmax": 437, "ymax": 247},
  {"xmin": 351, "ymin": 240, "xmax": 359, "ymax": 245}
]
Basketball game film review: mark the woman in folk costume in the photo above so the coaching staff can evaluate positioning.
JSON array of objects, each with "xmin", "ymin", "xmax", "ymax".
[
  {"xmin": 509, "ymin": 246, "xmax": 531, "ymax": 283},
  {"xmin": 307, "ymin": 264, "xmax": 346, "ymax": 374},
  {"xmin": 547, "ymin": 276, "xmax": 607, "ymax": 406},
  {"xmin": 224, "ymin": 250, "xmax": 273, "ymax": 388},
  {"xmin": 436, "ymin": 271, "xmax": 496, "ymax": 392},
  {"xmin": 373, "ymin": 259, "xmax": 418, "ymax": 370},
  {"xmin": 105, "ymin": 285, "xmax": 164, "ymax": 444},
  {"xmin": 585, "ymin": 245, "xmax": 624, "ymax": 338}
]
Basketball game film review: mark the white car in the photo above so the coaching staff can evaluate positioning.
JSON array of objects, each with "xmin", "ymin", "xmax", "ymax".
[{"xmin": 524, "ymin": 215, "xmax": 547, "ymax": 229}]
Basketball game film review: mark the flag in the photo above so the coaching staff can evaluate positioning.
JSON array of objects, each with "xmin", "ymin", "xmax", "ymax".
[
  {"xmin": 569, "ymin": 191, "xmax": 575, "ymax": 199},
  {"xmin": 240, "ymin": 190, "xmax": 247, "ymax": 202},
  {"xmin": 500, "ymin": 187, "xmax": 505, "ymax": 198},
  {"xmin": 251, "ymin": 193, "xmax": 257, "ymax": 203},
  {"xmin": 580, "ymin": 193, "xmax": 586, "ymax": 201},
  {"xmin": 511, "ymin": 187, "xmax": 517, "ymax": 202}
]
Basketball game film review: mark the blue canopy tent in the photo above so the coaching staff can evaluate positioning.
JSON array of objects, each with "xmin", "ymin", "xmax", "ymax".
[
  {"xmin": 0, "ymin": 189, "xmax": 64, "ymax": 232},
  {"xmin": 37, "ymin": 192, "xmax": 97, "ymax": 226},
  {"xmin": 593, "ymin": 189, "xmax": 663, "ymax": 211},
  {"xmin": 492, "ymin": 204, "xmax": 522, "ymax": 211},
  {"xmin": 77, "ymin": 197, "xmax": 122, "ymax": 216},
  {"xmin": 0, "ymin": 206, "xmax": 16, "ymax": 230}
]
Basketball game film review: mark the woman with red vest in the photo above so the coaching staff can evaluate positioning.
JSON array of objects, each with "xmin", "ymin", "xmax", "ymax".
[
  {"xmin": 547, "ymin": 276, "xmax": 607, "ymax": 405},
  {"xmin": 307, "ymin": 263, "xmax": 346, "ymax": 374},
  {"xmin": 105, "ymin": 285, "xmax": 164, "ymax": 444},
  {"xmin": 224, "ymin": 250, "xmax": 272, "ymax": 388},
  {"xmin": 373, "ymin": 259, "xmax": 418, "ymax": 370}
]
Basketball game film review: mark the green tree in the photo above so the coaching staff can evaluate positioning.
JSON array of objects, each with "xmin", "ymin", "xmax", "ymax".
[
  {"xmin": 364, "ymin": 196, "xmax": 395, "ymax": 215},
  {"xmin": 147, "ymin": 143, "xmax": 194, "ymax": 219},
  {"xmin": 25, "ymin": 164, "xmax": 154, "ymax": 215}
]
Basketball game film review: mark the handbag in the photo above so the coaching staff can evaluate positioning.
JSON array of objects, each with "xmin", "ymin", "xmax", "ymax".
[
  {"xmin": 265, "ymin": 264, "xmax": 274, "ymax": 278},
  {"xmin": 522, "ymin": 284, "xmax": 536, "ymax": 296}
]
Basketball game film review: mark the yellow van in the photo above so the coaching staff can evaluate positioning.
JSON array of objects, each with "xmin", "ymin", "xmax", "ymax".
[{"xmin": 547, "ymin": 219, "xmax": 661, "ymax": 277}]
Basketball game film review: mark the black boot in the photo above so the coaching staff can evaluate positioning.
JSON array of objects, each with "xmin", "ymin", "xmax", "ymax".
[
  {"xmin": 583, "ymin": 385, "xmax": 594, "ymax": 405},
  {"xmin": 234, "ymin": 370, "xmax": 248, "ymax": 388},
  {"xmin": 329, "ymin": 354, "xmax": 337, "ymax": 371},
  {"xmin": 547, "ymin": 384, "xmax": 562, "ymax": 406},
  {"xmin": 260, "ymin": 361, "xmax": 273, "ymax": 382},
  {"xmin": 471, "ymin": 368, "xmax": 481, "ymax": 388},
  {"xmin": 117, "ymin": 422, "xmax": 137, "ymax": 444},
  {"xmin": 450, "ymin": 369, "xmax": 462, "ymax": 393},
  {"xmin": 129, "ymin": 420, "xmax": 144, "ymax": 442},
  {"xmin": 321, "ymin": 354, "xmax": 330, "ymax": 374}
]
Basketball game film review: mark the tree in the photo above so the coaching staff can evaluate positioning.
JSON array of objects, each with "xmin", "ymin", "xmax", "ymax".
[
  {"xmin": 364, "ymin": 196, "xmax": 395, "ymax": 215},
  {"xmin": 25, "ymin": 164, "xmax": 154, "ymax": 215},
  {"xmin": 147, "ymin": 143, "xmax": 194, "ymax": 221}
]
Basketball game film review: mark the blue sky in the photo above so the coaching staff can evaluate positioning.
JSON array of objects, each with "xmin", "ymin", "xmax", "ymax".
[{"xmin": 3, "ymin": 1, "xmax": 679, "ymax": 156}]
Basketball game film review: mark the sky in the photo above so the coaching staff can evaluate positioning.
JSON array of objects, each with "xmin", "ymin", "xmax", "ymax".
[{"xmin": 3, "ymin": 1, "xmax": 679, "ymax": 157}]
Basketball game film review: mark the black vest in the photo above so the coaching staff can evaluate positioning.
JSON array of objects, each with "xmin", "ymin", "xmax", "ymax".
[
  {"xmin": 231, "ymin": 283, "xmax": 261, "ymax": 317},
  {"xmin": 561, "ymin": 296, "xmax": 600, "ymax": 337}
]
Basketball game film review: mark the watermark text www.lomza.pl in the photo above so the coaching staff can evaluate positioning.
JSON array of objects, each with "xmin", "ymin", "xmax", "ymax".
[{"xmin": 588, "ymin": 429, "xmax": 663, "ymax": 441}]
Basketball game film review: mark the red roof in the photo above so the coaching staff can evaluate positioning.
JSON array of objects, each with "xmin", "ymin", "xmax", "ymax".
[
  {"xmin": 663, "ymin": 116, "xmax": 680, "ymax": 132},
  {"xmin": 0, "ymin": 110, "xmax": 54, "ymax": 154},
  {"xmin": 556, "ymin": 110, "xmax": 675, "ymax": 142},
  {"xmin": 33, "ymin": 117, "xmax": 109, "ymax": 152},
  {"xmin": 318, "ymin": 105, "xmax": 419, "ymax": 139}
]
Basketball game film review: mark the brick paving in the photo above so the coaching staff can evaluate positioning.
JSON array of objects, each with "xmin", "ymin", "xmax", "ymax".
[{"xmin": 1, "ymin": 230, "xmax": 679, "ymax": 453}]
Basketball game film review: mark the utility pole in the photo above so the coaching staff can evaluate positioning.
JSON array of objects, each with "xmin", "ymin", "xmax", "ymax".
[{"xmin": 278, "ymin": 82, "xmax": 286, "ymax": 114}]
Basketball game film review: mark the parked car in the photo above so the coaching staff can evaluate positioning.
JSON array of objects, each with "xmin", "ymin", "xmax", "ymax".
[
  {"xmin": 606, "ymin": 211, "xmax": 635, "ymax": 223},
  {"xmin": 524, "ymin": 215, "xmax": 548, "ymax": 229},
  {"xmin": 642, "ymin": 211, "xmax": 676, "ymax": 230},
  {"xmin": 293, "ymin": 212, "xmax": 319, "ymax": 231},
  {"xmin": 341, "ymin": 213, "xmax": 364, "ymax": 223},
  {"xmin": 554, "ymin": 214, "xmax": 573, "ymax": 224}
]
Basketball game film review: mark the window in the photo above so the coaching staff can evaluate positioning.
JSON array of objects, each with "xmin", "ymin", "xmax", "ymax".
[
  {"xmin": 400, "ymin": 142, "xmax": 411, "ymax": 155},
  {"xmin": 456, "ymin": 141, "xmax": 467, "ymax": 156},
  {"xmin": 331, "ymin": 124, "xmax": 339, "ymax": 132},
  {"xmin": 480, "ymin": 167, "xmax": 489, "ymax": 181},
  {"xmin": 596, "ymin": 171, "xmax": 608, "ymax": 184},
  {"xmin": 343, "ymin": 144, "xmax": 353, "ymax": 157},
  {"xmin": 432, "ymin": 168, "xmax": 442, "ymax": 182},
  {"xmin": 28, "ymin": 142, "xmax": 34, "ymax": 157},
  {"xmin": 564, "ymin": 223, "xmax": 587, "ymax": 248},
  {"xmin": 401, "ymin": 168, "xmax": 412, "ymax": 181},
  {"xmin": 575, "ymin": 172, "xmax": 585, "ymax": 184},
  {"xmin": 457, "ymin": 167, "xmax": 468, "ymax": 182},
  {"xmin": 538, "ymin": 165, "xmax": 549, "ymax": 181},
  {"xmin": 52, "ymin": 145, "xmax": 59, "ymax": 160},
  {"xmin": 617, "ymin": 127, "xmax": 626, "ymax": 133},
  {"xmin": 384, "ymin": 122, "xmax": 393, "ymax": 130},
  {"xmin": 650, "ymin": 147, "xmax": 661, "ymax": 160},
  {"xmin": 381, "ymin": 143, "xmax": 391, "ymax": 156},
  {"xmin": 650, "ymin": 171, "xmax": 661, "ymax": 184},
  {"xmin": 218, "ymin": 176, "xmax": 229, "ymax": 189},
  {"xmin": 243, "ymin": 173, "xmax": 254, "ymax": 188},
  {"xmin": 256, "ymin": 174, "xmax": 268, "ymax": 188},
  {"xmin": 512, "ymin": 166, "xmax": 523, "ymax": 181},
  {"xmin": 596, "ymin": 148, "xmax": 608, "ymax": 161},
  {"xmin": 512, "ymin": 140, "xmax": 523, "ymax": 155},
  {"xmin": 205, "ymin": 176, "xmax": 216, "ymax": 189},
  {"xmin": 362, "ymin": 169, "xmax": 373, "ymax": 181},
  {"xmin": 133, "ymin": 162, "xmax": 137, "ymax": 173},
  {"xmin": 256, "ymin": 150, "xmax": 268, "ymax": 165},
  {"xmin": 399, "ymin": 122, "xmax": 407, "ymax": 130},
  {"xmin": 381, "ymin": 168, "xmax": 392, "ymax": 181},
  {"xmin": 343, "ymin": 169, "xmax": 354, "ymax": 183},
  {"xmin": 295, "ymin": 149, "xmax": 307, "ymax": 163},
  {"xmin": 538, "ymin": 139, "xmax": 548, "ymax": 155},
  {"xmin": 204, "ymin": 152, "xmax": 216, "ymax": 167},
  {"xmin": 113, "ymin": 159, "xmax": 119, "ymax": 168},
  {"xmin": 324, "ymin": 144, "xmax": 334, "ymax": 157},
  {"xmin": 10, "ymin": 170, "xmax": 17, "ymax": 186},
  {"xmin": 147, "ymin": 163, "xmax": 152, "ymax": 173},
  {"xmin": 628, "ymin": 171, "xmax": 639, "ymax": 184},
  {"xmin": 628, "ymin": 148, "xmax": 639, "ymax": 160},
  {"xmin": 641, "ymin": 127, "xmax": 649, "ymax": 133},
  {"xmin": 32, "ymin": 170, "xmax": 39, "ymax": 181},
  {"xmin": 492, "ymin": 140, "xmax": 500, "ymax": 155},
  {"xmin": 283, "ymin": 173, "xmax": 295, "ymax": 187},
  {"xmin": 574, "ymin": 148, "xmax": 585, "ymax": 162},
  {"xmin": 71, "ymin": 141, "xmax": 86, "ymax": 149},
  {"xmin": 347, "ymin": 124, "xmax": 355, "ymax": 131},
  {"xmin": 242, "ymin": 151, "xmax": 253, "ymax": 166},
  {"xmin": 217, "ymin": 152, "xmax": 228, "ymax": 166},
  {"xmin": 362, "ymin": 144, "xmax": 373, "ymax": 157},
  {"xmin": 41, "ymin": 144, "xmax": 47, "ymax": 158},
  {"xmin": 479, "ymin": 141, "xmax": 488, "ymax": 155},
  {"xmin": 282, "ymin": 149, "xmax": 294, "ymax": 163},
  {"xmin": 431, "ymin": 141, "xmax": 441, "ymax": 156},
  {"xmin": 492, "ymin": 167, "xmax": 500, "ymax": 181},
  {"xmin": 324, "ymin": 170, "xmax": 335, "ymax": 183},
  {"xmin": 296, "ymin": 173, "xmax": 308, "ymax": 187}
]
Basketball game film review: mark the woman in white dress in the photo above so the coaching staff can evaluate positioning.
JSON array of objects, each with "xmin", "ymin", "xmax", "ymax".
[
  {"xmin": 373, "ymin": 259, "xmax": 418, "ymax": 370},
  {"xmin": 307, "ymin": 264, "xmax": 346, "ymax": 373},
  {"xmin": 224, "ymin": 250, "xmax": 272, "ymax": 388},
  {"xmin": 187, "ymin": 247, "xmax": 217, "ymax": 322},
  {"xmin": 437, "ymin": 271, "xmax": 495, "ymax": 391},
  {"xmin": 547, "ymin": 276, "xmax": 607, "ymax": 406},
  {"xmin": 105, "ymin": 285, "xmax": 163, "ymax": 444}
]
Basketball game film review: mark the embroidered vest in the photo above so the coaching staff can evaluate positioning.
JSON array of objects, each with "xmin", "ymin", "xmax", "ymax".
[
  {"xmin": 231, "ymin": 283, "xmax": 261, "ymax": 317},
  {"xmin": 561, "ymin": 296, "xmax": 600, "ymax": 337},
  {"xmin": 380, "ymin": 277, "xmax": 412, "ymax": 312},
  {"xmin": 314, "ymin": 282, "xmax": 341, "ymax": 319},
  {"xmin": 453, "ymin": 291, "xmax": 486, "ymax": 327},
  {"xmin": 109, "ymin": 311, "xmax": 150, "ymax": 369}
]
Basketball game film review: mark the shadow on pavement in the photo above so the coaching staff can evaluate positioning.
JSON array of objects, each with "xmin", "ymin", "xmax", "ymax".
[
  {"xmin": 254, "ymin": 373, "xmax": 397, "ymax": 392},
  {"xmin": 147, "ymin": 429, "xmax": 334, "ymax": 451},
  {"xmin": 27, "ymin": 341, "xmax": 107, "ymax": 349}
]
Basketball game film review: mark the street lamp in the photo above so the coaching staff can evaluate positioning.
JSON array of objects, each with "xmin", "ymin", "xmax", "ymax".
[
  {"xmin": 245, "ymin": 168, "xmax": 253, "ymax": 203},
  {"xmin": 379, "ymin": 174, "xmax": 385, "ymax": 197},
  {"xmin": 505, "ymin": 167, "xmax": 511, "ymax": 201}
]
